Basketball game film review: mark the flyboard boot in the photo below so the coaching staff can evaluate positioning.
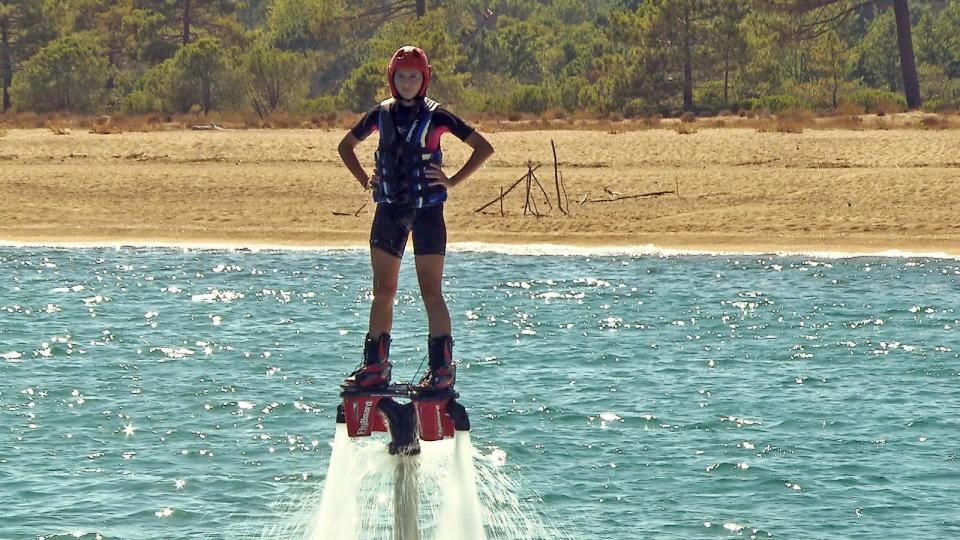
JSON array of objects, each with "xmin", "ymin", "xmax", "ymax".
[
  {"xmin": 415, "ymin": 335, "xmax": 456, "ymax": 394},
  {"xmin": 343, "ymin": 332, "xmax": 392, "ymax": 389},
  {"xmin": 411, "ymin": 335, "xmax": 468, "ymax": 442},
  {"xmin": 340, "ymin": 332, "xmax": 419, "ymax": 454}
]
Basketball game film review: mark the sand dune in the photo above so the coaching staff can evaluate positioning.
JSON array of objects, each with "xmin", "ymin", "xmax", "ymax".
[{"xmin": 2, "ymin": 125, "xmax": 958, "ymax": 255}]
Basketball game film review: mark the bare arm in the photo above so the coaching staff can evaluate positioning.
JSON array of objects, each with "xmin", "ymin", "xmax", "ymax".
[
  {"xmin": 338, "ymin": 132, "xmax": 372, "ymax": 190},
  {"xmin": 426, "ymin": 131, "xmax": 494, "ymax": 188}
]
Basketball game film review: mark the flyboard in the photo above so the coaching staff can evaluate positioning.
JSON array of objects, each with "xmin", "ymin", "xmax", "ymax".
[{"xmin": 337, "ymin": 383, "xmax": 471, "ymax": 539}]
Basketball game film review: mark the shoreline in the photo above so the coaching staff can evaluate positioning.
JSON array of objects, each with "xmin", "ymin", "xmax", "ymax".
[{"xmin": 3, "ymin": 232, "xmax": 958, "ymax": 259}]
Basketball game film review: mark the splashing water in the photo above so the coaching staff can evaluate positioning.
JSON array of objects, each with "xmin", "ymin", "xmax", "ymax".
[
  {"xmin": 309, "ymin": 424, "xmax": 360, "ymax": 539},
  {"xmin": 261, "ymin": 428, "xmax": 572, "ymax": 540}
]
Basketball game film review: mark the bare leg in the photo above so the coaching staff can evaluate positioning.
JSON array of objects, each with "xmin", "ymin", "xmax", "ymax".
[
  {"xmin": 369, "ymin": 247, "xmax": 401, "ymax": 336},
  {"xmin": 415, "ymin": 254, "xmax": 451, "ymax": 337}
]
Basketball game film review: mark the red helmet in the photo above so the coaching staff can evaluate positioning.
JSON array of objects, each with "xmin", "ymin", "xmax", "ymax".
[{"xmin": 387, "ymin": 46, "xmax": 431, "ymax": 98}]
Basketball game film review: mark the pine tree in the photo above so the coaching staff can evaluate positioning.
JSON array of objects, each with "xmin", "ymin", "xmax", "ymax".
[
  {"xmin": 0, "ymin": 0, "xmax": 56, "ymax": 112},
  {"xmin": 766, "ymin": 0, "xmax": 921, "ymax": 108},
  {"xmin": 135, "ymin": 0, "xmax": 242, "ymax": 52}
]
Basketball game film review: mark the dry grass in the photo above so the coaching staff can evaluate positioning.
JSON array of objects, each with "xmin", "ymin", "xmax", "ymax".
[
  {"xmin": 755, "ymin": 111, "xmax": 809, "ymax": 133},
  {"xmin": 90, "ymin": 115, "xmax": 120, "ymax": 135},
  {"xmin": 818, "ymin": 115, "xmax": 864, "ymax": 130},
  {"xmin": 779, "ymin": 111, "xmax": 811, "ymax": 133},
  {"xmin": 45, "ymin": 122, "xmax": 70, "ymax": 135},
  {"xmin": 836, "ymin": 101, "xmax": 865, "ymax": 116},
  {"xmin": 674, "ymin": 122, "xmax": 699, "ymax": 134},
  {"xmin": 0, "ymin": 110, "xmax": 352, "ymax": 133},
  {"xmin": 0, "ymin": 110, "xmax": 957, "ymax": 134},
  {"xmin": 545, "ymin": 108, "xmax": 568, "ymax": 120},
  {"xmin": 919, "ymin": 115, "xmax": 953, "ymax": 130},
  {"xmin": 754, "ymin": 115, "xmax": 777, "ymax": 133},
  {"xmin": 479, "ymin": 113, "xmax": 668, "ymax": 133},
  {"xmin": 873, "ymin": 99, "xmax": 903, "ymax": 117},
  {"xmin": 699, "ymin": 115, "xmax": 754, "ymax": 129}
]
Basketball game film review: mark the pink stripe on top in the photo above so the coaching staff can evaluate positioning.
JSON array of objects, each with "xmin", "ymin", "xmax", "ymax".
[{"xmin": 425, "ymin": 126, "xmax": 449, "ymax": 152}]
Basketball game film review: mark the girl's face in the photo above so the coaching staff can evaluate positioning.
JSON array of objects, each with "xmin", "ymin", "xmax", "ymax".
[{"xmin": 393, "ymin": 68, "xmax": 424, "ymax": 100}]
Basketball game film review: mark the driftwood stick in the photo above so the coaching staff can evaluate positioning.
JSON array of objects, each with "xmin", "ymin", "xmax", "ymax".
[
  {"xmin": 523, "ymin": 167, "xmax": 532, "ymax": 215},
  {"xmin": 526, "ymin": 174, "xmax": 542, "ymax": 217},
  {"xmin": 586, "ymin": 190, "xmax": 675, "ymax": 203},
  {"xmin": 474, "ymin": 171, "xmax": 530, "ymax": 213},
  {"xmin": 530, "ymin": 195, "xmax": 541, "ymax": 217},
  {"xmin": 561, "ymin": 170, "xmax": 570, "ymax": 214},
  {"xmin": 530, "ymin": 172, "xmax": 553, "ymax": 210},
  {"xmin": 333, "ymin": 202, "xmax": 367, "ymax": 216},
  {"xmin": 551, "ymin": 140, "xmax": 566, "ymax": 215}
]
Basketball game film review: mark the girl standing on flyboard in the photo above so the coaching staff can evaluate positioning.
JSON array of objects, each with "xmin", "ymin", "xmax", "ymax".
[{"xmin": 338, "ymin": 46, "xmax": 494, "ymax": 393}]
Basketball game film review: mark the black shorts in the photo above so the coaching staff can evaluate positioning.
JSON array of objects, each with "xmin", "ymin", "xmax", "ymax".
[{"xmin": 369, "ymin": 203, "xmax": 447, "ymax": 259}]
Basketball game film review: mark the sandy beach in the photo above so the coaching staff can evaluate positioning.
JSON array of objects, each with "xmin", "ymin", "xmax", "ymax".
[{"xmin": 2, "ymin": 122, "xmax": 959, "ymax": 255}]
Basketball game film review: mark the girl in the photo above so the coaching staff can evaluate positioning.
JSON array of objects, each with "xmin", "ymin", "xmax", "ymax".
[{"xmin": 338, "ymin": 46, "xmax": 494, "ymax": 393}]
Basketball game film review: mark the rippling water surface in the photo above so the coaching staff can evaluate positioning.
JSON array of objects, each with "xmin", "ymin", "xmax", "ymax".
[{"xmin": 2, "ymin": 246, "xmax": 959, "ymax": 539}]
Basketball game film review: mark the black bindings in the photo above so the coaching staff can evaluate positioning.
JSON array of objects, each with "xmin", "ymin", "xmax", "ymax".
[
  {"xmin": 343, "ymin": 332, "xmax": 392, "ymax": 389},
  {"xmin": 415, "ymin": 334, "xmax": 456, "ymax": 394}
]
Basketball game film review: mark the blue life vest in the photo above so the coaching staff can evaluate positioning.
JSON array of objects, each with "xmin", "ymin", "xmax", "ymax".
[{"xmin": 373, "ymin": 97, "xmax": 447, "ymax": 208}]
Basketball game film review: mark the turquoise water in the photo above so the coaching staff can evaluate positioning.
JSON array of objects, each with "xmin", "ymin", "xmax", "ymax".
[{"xmin": 2, "ymin": 246, "xmax": 959, "ymax": 539}]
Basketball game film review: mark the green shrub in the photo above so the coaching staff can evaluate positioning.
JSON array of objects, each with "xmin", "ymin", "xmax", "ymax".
[
  {"xmin": 843, "ymin": 88, "xmax": 906, "ymax": 114},
  {"xmin": 556, "ymin": 77, "xmax": 588, "ymax": 112},
  {"xmin": 246, "ymin": 45, "xmax": 313, "ymax": 116},
  {"xmin": 622, "ymin": 98, "xmax": 654, "ymax": 118},
  {"xmin": 300, "ymin": 95, "xmax": 338, "ymax": 115},
  {"xmin": 482, "ymin": 92, "xmax": 509, "ymax": 115},
  {"xmin": 922, "ymin": 98, "xmax": 960, "ymax": 113},
  {"xmin": 172, "ymin": 38, "xmax": 247, "ymax": 114},
  {"xmin": 123, "ymin": 40, "xmax": 246, "ymax": 115},
  {"xmin": 749, "ymin": 94, "xmax": 803, "ymax": 113},
  {"xmin": 122, "ymin": 90, "xmax": 164, "ymax": 114},
  {"xmin": 124, "ymin": 61, "xmax": 180, "ymax": 114},
  {"xmin": 508, "ymin": 84, "xmax": 552, "ymax": 114},
  {"xmin": 694, "ymin": 80, "xmax": 734, "ymax": 114},
  {"xmin": 455, "ymin": 88, "xmax": 487, "ymax": 113},
  {"xmin": 339, "ymin": 61, "xmax": 388, "ymax": 112},
  {"xmin": 10, "ymin": 36, "xmax": 110, "ymax": 113},
  {"xmin": 917, "ymin": 64, "xmax": 960, "ymax": 112}
]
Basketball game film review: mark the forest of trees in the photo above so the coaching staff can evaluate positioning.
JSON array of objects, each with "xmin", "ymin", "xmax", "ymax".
[{"xmin": 1, "ymin": 0, "xmax": 959, "ymax": 119}]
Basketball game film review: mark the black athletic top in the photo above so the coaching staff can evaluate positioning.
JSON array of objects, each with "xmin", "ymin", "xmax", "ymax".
[{"xmin": 350, "ymin": 101, "xmax": 475, "ymax": 147}]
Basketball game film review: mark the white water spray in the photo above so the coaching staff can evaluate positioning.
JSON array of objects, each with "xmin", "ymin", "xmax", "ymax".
[
  {"xmin": 435, "ymin": 431, "xmax": 484, "ymax": 540},
  {"xmin": 308, "ymin": 423, "xmax": 360, "ymax": 540},
  {"xmin": 262, "ymin": 429, "xmax": 573, "ymax": 540}
]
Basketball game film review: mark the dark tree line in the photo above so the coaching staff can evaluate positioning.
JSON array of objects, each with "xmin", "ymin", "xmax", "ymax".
[{"xmin": 2, "ymin": 0, "xmax": 958, "ymax": 117}]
